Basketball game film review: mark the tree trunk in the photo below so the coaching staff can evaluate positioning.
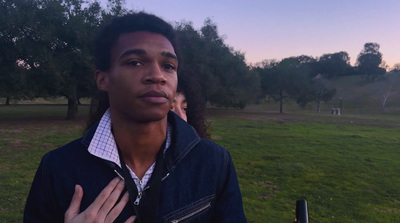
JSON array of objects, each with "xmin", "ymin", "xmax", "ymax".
[
  {"xmin": 316, "ymin": 95, "xmax": 321, "ymax": 113},
  {"xmin": 5, "ymin": 97, "xmax": 10, "ymax": 105},
  {"xmin": 382, "ymin": 96, "xmax": 388, "ymax": 111},
  {"xmin": 279, "ymin": 90, "xmax": 284, "ymax": 113},
  {"xmin": 66, "ymin": 98, "xmax": 78, "ymax": 120},
  {"xmin": 65, "ymin": 84, "xmax": 79, "ymax": 120},
  {"xmin": 382, "ymin": 83, "xmax": 393, "ymax": 112}
]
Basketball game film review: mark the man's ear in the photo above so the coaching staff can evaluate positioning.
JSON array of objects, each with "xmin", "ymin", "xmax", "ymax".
[{"xmin": 94, "ymin": 70, "xmax": 109, "ymax": 91}]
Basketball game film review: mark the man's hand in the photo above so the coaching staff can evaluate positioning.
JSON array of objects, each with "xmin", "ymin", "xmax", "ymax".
[{"xmin": 65, "ymin": 177, "xmax": 135, "ymax": 223}]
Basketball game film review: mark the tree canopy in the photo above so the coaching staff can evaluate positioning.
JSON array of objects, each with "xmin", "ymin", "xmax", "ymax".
[
  {"xmin": 317, "ymin": 51, "xmax": 352, "ymax": 78},
  {"xmin": 0, "ymin": 0, "xmax": 127, "ymax": 118},
  {"xmin": 176, "ymin": 19, "xmax": 260, "ymax": 109},
  {"xmin": 257, "ymin": 55, "xmax": 337, "ymax": 113},
  {"xmin": 357, "ymin": 42, "xmax": 386, "ymax": 80}
]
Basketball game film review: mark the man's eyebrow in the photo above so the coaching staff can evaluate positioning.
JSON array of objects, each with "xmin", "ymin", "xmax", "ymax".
[
  {"xmin": 119, "ymin": 49, "xmax": 146, "ymax": 59},
  {"xmin": 119, "ymin": 49, "xmax": 178, "ymax": 62},
  {"xmin": 161, "ymin": 51, "xmax": 178, "ymax": 61}
]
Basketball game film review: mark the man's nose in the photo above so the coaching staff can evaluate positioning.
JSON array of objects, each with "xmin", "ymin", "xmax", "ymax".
[{"xmin": 143, "ymin": 63, "xmax": 167, "ymax": 84}]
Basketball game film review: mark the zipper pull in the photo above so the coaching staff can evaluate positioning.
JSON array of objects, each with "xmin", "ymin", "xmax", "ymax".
[
  {"xmin": 162, "ymin": 173, "xmax": 170, "ymax": 181},
  {"xmin": 134, "ymin": 191, "xmax": 142, "ymax": 205},
  {"xmin": 113, "ymin": 169, "xmax": 124, "ymax": 180},
  {"xmin": 134, "ymin": 179, "xmax": 143, "ymax": 205}
]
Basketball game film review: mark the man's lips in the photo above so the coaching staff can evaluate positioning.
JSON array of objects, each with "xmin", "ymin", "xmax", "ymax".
[{"xmin": 139, "ymin": 90, "xmax": 169, "ymax": 103}]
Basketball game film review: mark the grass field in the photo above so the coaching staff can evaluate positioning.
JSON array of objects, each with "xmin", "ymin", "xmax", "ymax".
[
  {"xmin": 208, "ymin": 110, "xmax": 400, "ymax": 222},
  {"xmin": 1, "ymin": 105, "xmax": 400, "ymax": 222}
]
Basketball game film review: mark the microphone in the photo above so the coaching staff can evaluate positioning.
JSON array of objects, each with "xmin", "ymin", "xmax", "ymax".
[{"xmin": 295, "ymin": 199, "xmax": 309, "ymax": 223}]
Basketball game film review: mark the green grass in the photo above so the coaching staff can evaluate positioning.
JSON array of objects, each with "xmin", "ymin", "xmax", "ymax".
[
  {"xmin": 1, "ymin": 105, "xmax": 400, "ymax": 222},
  {"xmin": 0, "ymin": 127, "xmax": 82, "ymax": 222},
  {"xmin": 0, "ymin": 105, "xmax": 88, "ymax": 223},
  {"xmin": 0, "ymin": 104, "xmax": 90, "ymax": 120},
  {"xmin": 209, "ymin": 117, "xmax": 400, "ymax": 222}
]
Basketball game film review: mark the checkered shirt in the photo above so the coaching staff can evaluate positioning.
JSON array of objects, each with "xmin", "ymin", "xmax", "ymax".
[{"xmin": 88, "ymin": 108, "xmax": 171, "ymax": 192}]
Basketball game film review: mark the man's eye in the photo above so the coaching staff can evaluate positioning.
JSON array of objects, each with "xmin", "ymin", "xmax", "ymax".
[
  {"xmin": 127, "ymin": 61, "xmax": 142, "ymax": 66},
  {"xmin": 163, "ymin": 64, "xmax": 176, "ymax": 70}
]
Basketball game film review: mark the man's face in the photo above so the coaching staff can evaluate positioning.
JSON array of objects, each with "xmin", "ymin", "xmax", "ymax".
[{"xmin": 96, "ymin": 31, "xmax": 178, "ymax": 123}]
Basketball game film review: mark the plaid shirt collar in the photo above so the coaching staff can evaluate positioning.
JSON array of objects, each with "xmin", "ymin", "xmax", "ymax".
[{"xmin": 88, "ymin": 108, "xmax": 171, "ymax": 169}]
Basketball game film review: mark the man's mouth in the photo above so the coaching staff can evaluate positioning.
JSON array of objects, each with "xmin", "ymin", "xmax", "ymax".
[{"xmin": 139, "ymin": 90, "xmax": 168, "ymax": 104}]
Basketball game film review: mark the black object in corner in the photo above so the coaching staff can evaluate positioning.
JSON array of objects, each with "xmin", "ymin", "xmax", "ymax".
[{"xmin": 296, "ymin": 199, "xmax": 309, "ymax": 223}]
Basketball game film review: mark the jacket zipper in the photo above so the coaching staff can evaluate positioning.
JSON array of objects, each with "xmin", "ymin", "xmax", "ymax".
[
  {"xmin": 170, "ymin": 202, "xmax": 211, "ymax": 223},
  {"xmin": 134, "ymin": 172, "xmax": 170, "ymax": 205},
  {"xmin": 113, "ymin": 169, "xmax": 146, "ymax": 205},
  {"xmin": 114, "ymin": 168, "xmax": 170, "ymax": 205},
  {"xmin": 134, "ymin": 180, "xmax": 145, "ymax": 205}
]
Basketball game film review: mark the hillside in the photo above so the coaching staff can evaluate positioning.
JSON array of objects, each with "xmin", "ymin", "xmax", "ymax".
[
  {"xmin": 246, "ymin": 72, "xmax": 400, "ymax": 115},
  {"xmin": 328, "ymin": 72, "xmax": 400, "ymax": 114}
]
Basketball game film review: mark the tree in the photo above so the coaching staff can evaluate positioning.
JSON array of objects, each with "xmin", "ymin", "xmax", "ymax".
[
  {"xmin": 25, "ymin": 0, "xmax": 103, "ymax": 119},
  {"xmin": 176, "ymin": 19, "xmax": 259, "ymax": 109},
  {"xmin": 377, "ymin": 71, "xmax": 400, "ymax": 111},
  {"xmin": 391, "ymin": 63, "xmax": 400, "ymax": 72},
  {"xmin": 380, "ymin": 60, "xmax": 389, "ymax": 71},
  {"xmin": 356, "ymin": 42, "xmax": 386, "ymax": 80},
  {"xmin": 259, "ymin": 62, "xmax": 287, "ymax": 113},
  {"xmin": 298, "ymin": 74, "xmax": 336, "ymax": 113},
  {"xmin": 258, "ymin": 55, "xmax": 334, "ymax": 113},
  {"xmin": 259, "ymin": 56, "xmax": 314, "ymax": 113},
  {"xmin": 0, "ymin": 0, "xmax": 130, "ymax": 118},
  {"xmin": 0, "ymin": 0, "xmax": 38, "ymax": 104},
  {"xmin": 318, "ymin": 51, "xmax": 352, "ymax": 78}
]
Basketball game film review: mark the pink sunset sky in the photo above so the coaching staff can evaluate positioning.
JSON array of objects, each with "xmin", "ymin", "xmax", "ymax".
[{"xmin": 101, "ymin": 0, "xmax": 400, "ymax": 68}]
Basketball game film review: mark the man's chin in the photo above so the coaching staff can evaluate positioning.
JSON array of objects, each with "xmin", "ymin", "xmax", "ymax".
[{"xmin": 134, "ymin": 111, "xmax": 168, "ymax": 123}]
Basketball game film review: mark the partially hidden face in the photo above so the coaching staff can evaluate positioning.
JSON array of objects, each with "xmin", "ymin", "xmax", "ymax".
[
  {"xmin": 96, "ymin": 31, "xmax": 178, "ymax": 122},
  {"xmin": 171, "ymin": 92, "xmax": 187, "ymax": 122}
]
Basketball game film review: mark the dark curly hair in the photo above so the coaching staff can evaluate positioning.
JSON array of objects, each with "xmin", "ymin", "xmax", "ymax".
[
  {"xmin": 86, "ymin": 12, "xmax": 179, "ymax": 131},
  {"xmin": 94, "ymin": 12, "xmax": 178, "ymax": 72},
  {"xmin": 177, "ymin": 71, "xmax": 210, "ymax": 139}
]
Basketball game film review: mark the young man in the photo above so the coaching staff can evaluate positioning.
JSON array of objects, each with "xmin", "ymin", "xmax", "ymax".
[{"xmin": 24, "ymin": 12, "xmax": 246, "ymax": 223}]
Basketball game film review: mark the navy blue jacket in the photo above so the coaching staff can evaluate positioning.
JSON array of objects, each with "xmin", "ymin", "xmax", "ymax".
[{"xmin": 24, "ymin": 112, "xmax": 247, "ymax": 222}]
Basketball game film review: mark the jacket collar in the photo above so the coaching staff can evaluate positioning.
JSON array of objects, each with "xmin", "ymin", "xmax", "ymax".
[
  {"xmin": 81, "ymin": 111, "xmax": 201, "ymax": 170},
  {"xmin": 165, "ymin": 111, "xmax": 201, "ymax": 170}
]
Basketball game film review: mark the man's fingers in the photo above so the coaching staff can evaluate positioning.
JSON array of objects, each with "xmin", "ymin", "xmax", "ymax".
[
  {"xmin": 124, "ymin": 216, "xmax": 136, "ymax": 223},
  {"xmin": 64, "ymin": 185, "xmax": 83, "ymax": 221},
  {"xmin": 98, "ymin": 178, "xmax": 126, "ymax": 220},
  {"xmin": 64, "ymin": 178, "xmax": 127, "ymax": 223},
  {"xmin": 86, "ymin": 177, "xmax": 121, "ymax": 213},
  {"xmin": 105, "ymin": 191, "xmax": 130, "ymax": 222}
]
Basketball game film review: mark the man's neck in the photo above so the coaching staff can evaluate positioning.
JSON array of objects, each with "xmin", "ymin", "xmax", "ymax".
[{"xmin": 111, "ymin": 114, "xmax": 168, "ymax": 179}]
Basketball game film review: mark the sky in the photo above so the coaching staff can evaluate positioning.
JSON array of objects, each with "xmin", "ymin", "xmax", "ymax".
[{"xmin": 102, "ymin": 0, "xmax": 400, "ymax": 68}]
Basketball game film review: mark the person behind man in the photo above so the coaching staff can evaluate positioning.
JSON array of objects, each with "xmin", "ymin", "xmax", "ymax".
[
  {"xmin": 24, "ymin": 12, "xmax": 246, "ymax": 223},
  {"xmin": 172, "ymin": 71, "xmax": 210, "ymax": 139},
  {"xmin": 170, "ymin": 91, "xmax": 187, "ymax": 121}
]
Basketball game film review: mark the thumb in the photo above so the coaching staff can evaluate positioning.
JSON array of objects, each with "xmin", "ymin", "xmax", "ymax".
[{"xmin": 65, "ymin": 184, "xmax": 83, "ymax": 221}]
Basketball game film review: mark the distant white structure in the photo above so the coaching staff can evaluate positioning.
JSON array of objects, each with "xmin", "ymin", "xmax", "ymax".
[{"xmin": 331, "ymin": 107, "xmax": 341, "ymax": 115}]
